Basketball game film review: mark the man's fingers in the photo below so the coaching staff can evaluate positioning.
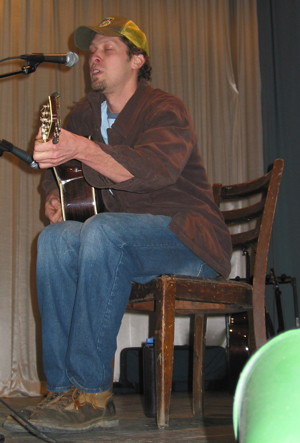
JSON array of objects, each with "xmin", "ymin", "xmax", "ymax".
[{"xmin": 45, "ymin": 196, "xmax": 63, "ymax": 223}]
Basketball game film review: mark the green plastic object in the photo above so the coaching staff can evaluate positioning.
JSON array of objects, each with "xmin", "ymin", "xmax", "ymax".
[{"xmin": 233, "ymin": 329, "xmax": 300, "ymax": 442}]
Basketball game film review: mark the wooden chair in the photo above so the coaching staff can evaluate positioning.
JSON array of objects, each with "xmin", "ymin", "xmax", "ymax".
[{"xmin": 126, "ymin": 158, "xmax": 284, "ymax": 428}]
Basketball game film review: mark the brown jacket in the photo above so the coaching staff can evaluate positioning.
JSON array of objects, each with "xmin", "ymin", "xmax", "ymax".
[{"xmin": 43, "ymin": 80, "xmax": 232, "ymax": 277}]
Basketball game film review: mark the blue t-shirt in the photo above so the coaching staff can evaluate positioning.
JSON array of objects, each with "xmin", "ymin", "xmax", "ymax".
[{"xmin": 100, "ymin": 100, "xmax": 118, "ymax": 144}]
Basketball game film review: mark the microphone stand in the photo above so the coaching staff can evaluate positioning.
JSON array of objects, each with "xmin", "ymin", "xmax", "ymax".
[
  {"xmin": 0, "ymin": 59, "xmax": 41, "ymax": 166},
  {"xmin": 0, "ymin": 61, "xmax": 40, "ymax": 79},
  {"xmin": 0, "ymin": 59, "xmax": 60, "ymax": 443}
]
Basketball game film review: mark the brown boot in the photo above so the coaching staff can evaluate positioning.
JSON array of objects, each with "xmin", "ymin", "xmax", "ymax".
[
  {"xmin": 28, "ymin": 387, "xmax": 118, "ymax": 433},
  {"xmin": 2, "ymin": 391, "xmax": 65, "ymax": 432}
]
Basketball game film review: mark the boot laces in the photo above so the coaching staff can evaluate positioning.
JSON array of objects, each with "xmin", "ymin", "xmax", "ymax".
[
  {"xmin": 36, "ymin": 391, "xmax": 60, "ymax": 409},
  {"xmin": 72, "ymin": 388, "xmax": 98, "ymax": 410},
  {"xmin": 43, "ymin": 387, "xmax": 100, "ymax": 411}
]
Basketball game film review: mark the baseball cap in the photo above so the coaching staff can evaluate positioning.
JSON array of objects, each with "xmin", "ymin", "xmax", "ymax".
[{"xmin": 74, "ymin": 16, "xmax": 149, "ymax": 56}]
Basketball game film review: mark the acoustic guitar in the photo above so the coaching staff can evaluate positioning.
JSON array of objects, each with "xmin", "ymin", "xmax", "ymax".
[
  {"xmin": 40, "ymin": 92, "xmax": 101, "ymax": 222},
  {"xmin": 0, "ymin": 93, "xmax": 102, "ymax": 222}
]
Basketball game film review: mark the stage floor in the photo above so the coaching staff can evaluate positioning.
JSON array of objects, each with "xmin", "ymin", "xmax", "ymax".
[{"xmin": 0, "ymin": 391, "xmax": 235, "ymax": 442}]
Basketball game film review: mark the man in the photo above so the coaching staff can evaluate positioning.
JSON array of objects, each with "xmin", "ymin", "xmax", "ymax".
[{"xmin": 5, "ymin": 16, "xmax": 231, "ymax": 433}]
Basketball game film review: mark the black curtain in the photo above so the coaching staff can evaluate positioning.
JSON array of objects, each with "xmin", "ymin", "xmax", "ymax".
[{"xmin": 257, "ymin": 0, "xmax": 300, "ymax": 331}]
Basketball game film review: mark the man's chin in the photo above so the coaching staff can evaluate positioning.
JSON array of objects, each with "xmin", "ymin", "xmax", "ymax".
[{"xmin": 91, "ymin": 80, "xmax": 106, "ymax": 92}]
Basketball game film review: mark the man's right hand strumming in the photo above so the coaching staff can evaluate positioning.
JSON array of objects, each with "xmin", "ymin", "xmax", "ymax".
[{"xmin": 45, "ymin": 189, "xmax": 63, "ymax": 223}]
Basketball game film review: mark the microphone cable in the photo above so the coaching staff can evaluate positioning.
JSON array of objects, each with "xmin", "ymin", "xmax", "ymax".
[
  {"xmin": 0, "ymin": 56, "xmax": 20, "ymax": 63},
  {"xmin": 0, "ymin": 397, "xmax": 58, "ymax": 443}
]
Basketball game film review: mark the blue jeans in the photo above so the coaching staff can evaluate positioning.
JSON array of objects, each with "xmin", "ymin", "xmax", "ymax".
[{"xmin": 36, "ymin": 213, "xmax": 217, "ymax": 393}]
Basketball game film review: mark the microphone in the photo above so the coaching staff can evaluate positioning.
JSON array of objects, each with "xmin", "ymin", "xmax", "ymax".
[
  {"xmin": 0, "ymin": 139, "xmax": 39, "ymax": 169},
  {"xmin": 19, "ymin": 52, "xmax": 79, "ymax": 67}
]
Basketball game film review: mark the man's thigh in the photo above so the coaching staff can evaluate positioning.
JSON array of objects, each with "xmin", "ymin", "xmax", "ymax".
[{"xmin": 83, "ymin": 213, "xmax": 217, "ymax": 281}]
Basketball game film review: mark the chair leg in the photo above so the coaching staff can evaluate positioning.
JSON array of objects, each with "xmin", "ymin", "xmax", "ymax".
[
  {"xmin": 154, "ymin": 277, "xmax": 175, "ymax": 428},
  {"xmin": 193, "ymin": 313, "xmax": 207, "ymax": 417},
  {"xmin": 252, "ymin": 306, "xmax": 267, "ymax": 350}
]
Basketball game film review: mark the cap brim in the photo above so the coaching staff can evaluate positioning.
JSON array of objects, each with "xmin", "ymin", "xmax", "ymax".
[
  {"xmin": 74, "ymin": 26, "xmax": 97, "ymax": 50},
  {"xmin": 74, "ymin": 25, "xmax": 122, "ymax": 50}
]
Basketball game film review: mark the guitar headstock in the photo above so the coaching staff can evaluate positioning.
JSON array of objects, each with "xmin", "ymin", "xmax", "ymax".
[{"xmin": 41, "ymin": 92, "xmax": 61, "ymax": 144}]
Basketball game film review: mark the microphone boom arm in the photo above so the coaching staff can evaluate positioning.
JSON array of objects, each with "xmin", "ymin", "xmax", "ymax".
[
  {"xmin": 0, "ymin": 139, "xmax": 39, "ymax": 169},
  {"xmin": 0, "ymin": 62, "xmax": 40, "ymax": 79}
]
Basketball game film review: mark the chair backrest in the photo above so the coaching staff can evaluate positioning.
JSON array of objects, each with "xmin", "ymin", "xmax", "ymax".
[{"xmin": 213, "ymin": 158, "xmax": 284, "ymax": 348}]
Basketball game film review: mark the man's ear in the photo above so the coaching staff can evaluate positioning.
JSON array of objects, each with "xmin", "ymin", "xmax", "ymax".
[{"xmin": 132, "ymin": 53, "xmax": 146, "ymax": 70}]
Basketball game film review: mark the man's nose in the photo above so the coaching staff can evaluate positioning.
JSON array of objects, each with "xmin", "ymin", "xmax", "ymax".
[{"xmin": 90, "ymin": 52, "xmax": 102, "ymax": 64}]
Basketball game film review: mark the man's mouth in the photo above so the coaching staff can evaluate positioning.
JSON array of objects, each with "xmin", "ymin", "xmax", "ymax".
[{"xmin": 91, "ymin": 67, "xmax": 102, "ymax": 76}]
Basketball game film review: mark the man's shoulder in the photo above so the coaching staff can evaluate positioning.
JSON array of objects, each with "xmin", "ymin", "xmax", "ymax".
[
  {"xmin": 137, "ymin": 81, "xmax": 188, "ymax": 113},
  {"xmin": 141, "ymin": 81, "xmax": 182, "ymax": 101}
]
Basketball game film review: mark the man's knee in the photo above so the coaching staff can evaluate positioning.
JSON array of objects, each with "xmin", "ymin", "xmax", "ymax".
[
  {"xmin": 82, "ymin": 213, "xmax": 125, "ymax": 248},
  {"xmin": 38, "ymin": 221, "xmax": 81, "ymax": 252}
]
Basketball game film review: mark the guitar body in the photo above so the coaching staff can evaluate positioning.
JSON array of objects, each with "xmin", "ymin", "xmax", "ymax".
[
  {"xmin": 42, "ymin": 93, "xmax": 101, "ymax": 222},
  {"xmin": 53, "ymin": 164, "xmax": 98, "ymax": 223}
]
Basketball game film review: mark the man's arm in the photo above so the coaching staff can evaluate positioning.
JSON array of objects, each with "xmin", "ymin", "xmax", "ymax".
[{"xmin": 33, "ymin": 127, "xmax": 134, "ymax": 183}]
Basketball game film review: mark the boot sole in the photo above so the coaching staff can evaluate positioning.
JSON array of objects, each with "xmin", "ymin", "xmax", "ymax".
[
  {"xmin": 3, "ymin": 421, "xmax": 30, "ymax": 433},
  {"xmin": 29, "ymin": 417, "xmax": 119, "ymax": 433},
  {"xmin": 2, "ymin": 407, "xmax": 36, "ymax": 433}
]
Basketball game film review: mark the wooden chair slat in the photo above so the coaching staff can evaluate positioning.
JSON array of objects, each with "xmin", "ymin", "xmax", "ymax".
[{"xmin": 222, "ymin": 199, "xmax": 265, "ymax": 224}]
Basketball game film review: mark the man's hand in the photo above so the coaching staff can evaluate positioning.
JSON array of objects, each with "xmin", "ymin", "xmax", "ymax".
[
  {"xmin": 45, "ymin": 189, "xmax": 63, "ymax": 223},
  {"xmin": 33, "ymin": 127, "xmax": 80, "ymax": 169}
]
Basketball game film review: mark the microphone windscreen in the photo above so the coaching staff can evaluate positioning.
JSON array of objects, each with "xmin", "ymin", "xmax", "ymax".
[{"xmin": 66, "ymin": 52, "xmax": 79, "ymax": 67}]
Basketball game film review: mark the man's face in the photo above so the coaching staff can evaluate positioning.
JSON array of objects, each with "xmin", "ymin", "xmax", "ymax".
[{"xmin": 89, "ymin": 34, "xmax": 134, "ymax": 94}]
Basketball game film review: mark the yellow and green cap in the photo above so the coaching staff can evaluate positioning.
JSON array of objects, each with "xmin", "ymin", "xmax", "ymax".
[{"xmin": 74, "ymin": 16, "xmax": 149, "ymax": 56}]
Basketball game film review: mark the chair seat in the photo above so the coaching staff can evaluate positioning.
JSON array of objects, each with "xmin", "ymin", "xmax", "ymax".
[{"xmin": 128, "ymin": 275, "xmax": 253, "ymax": 315}]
